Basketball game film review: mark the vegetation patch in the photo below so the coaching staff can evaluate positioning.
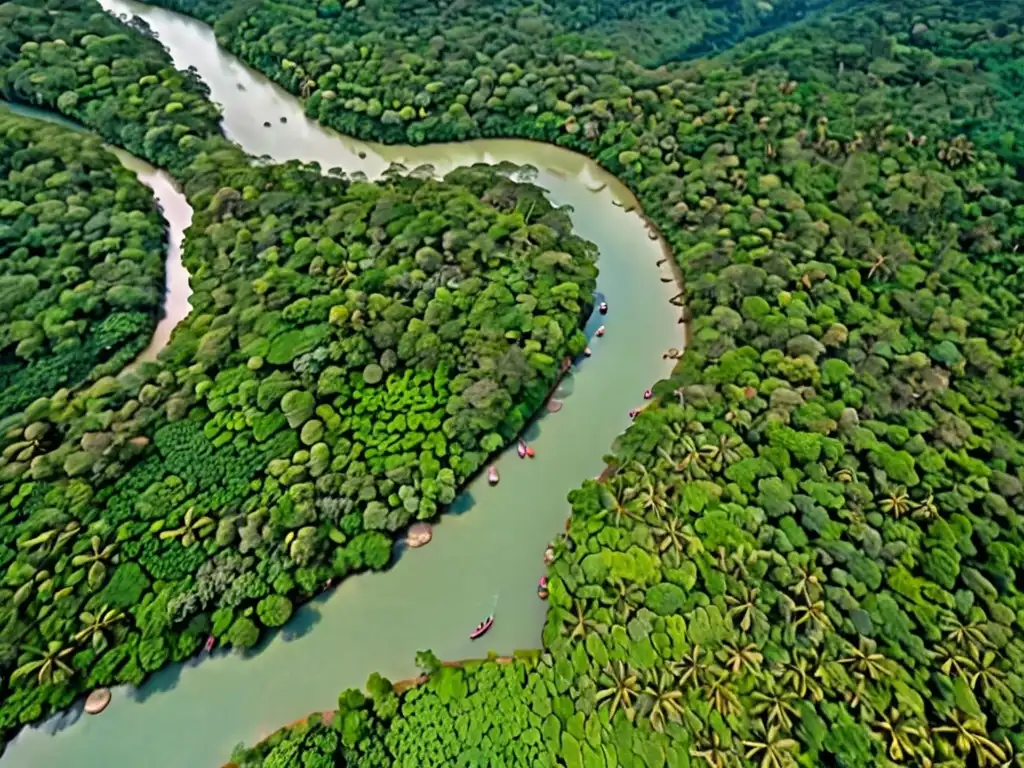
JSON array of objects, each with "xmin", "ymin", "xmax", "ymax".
[
  {"xmin": 163, "ymin": 0, "xmax": 1024, "ymax": 765},
  {"xmin": 0, "ymin": 0, "xmax": 595, "ymax": 743},
  {"xmin": 0, "ymin": 111, "xmax": 166, "ymax": 418}
]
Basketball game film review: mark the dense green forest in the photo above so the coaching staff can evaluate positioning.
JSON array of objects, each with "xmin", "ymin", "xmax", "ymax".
[
  {"xmin": 0, "ymin": 110, "xmax": 166, "ymax": 418},
  {"xmin": 122, "ymin": 0, "xmax": 1024, "ymax": 766},
  {"xmin": 0, "ymin": 0, "xmax": 596, "ymax": 743}
]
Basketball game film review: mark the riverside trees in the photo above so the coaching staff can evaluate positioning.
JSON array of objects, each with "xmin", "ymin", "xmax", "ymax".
[
  {"xmin": 0, "ymin": 111, "xmax": 166, "ymax": 418},
  {"xmin": 185, "ymin": 0, "xmax": 1024, "ymax": 765},
  {"xmin": 0, "ymin": 0, "xmax": 596, "ymax": 742}
]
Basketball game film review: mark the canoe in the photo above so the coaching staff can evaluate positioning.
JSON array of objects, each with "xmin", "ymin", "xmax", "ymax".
[
  {"xmin": 488, "ymin": 465, "xmax": 499, "ymax": 485},
  {"xmin": 599, "ymin": 302, "xmax": 608, "ymax": 315},
  {"xmin": 204, "ymin": 635, "xmax": 215, "ymax": 653},
  {"xmin": 470, "ymin": 615, "xmax": 494, "ymax": 640},
  {"xmin": 596, "ymin": 325, "xmax": 605, "ymax": 337},
  {"xmin": 517, "ymin": 441, "xmax": 527, "ymax": 458}
]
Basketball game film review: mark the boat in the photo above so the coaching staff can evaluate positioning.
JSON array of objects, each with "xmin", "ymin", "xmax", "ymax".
[
  {"xmin": 488, "ymin": 465, "xmax": 499, "ymax": 485},
  {"xmin": 596, "ymin": 325, "xmax": 605, "ymax": 337},
  {"xmin": 470, "ymin": 615, "xmax": 494, "ymax": 640},
  {"xmin": 599, "ymin": 301, "xmax": 608, "ymax": 314},
  {"xmin": 204, "ymin": 635, "xmax": 215, "ymax": 653},
  {"xmin": 644, "ymin": 389, "xmax": 652, "ymax": 400},
  {"xmin": 526, "ymin": 445, "xmax": 535, "ymax": 458},
  {"xmin": 584, "ymin": 346, "xmax": 592, "ymax": 357},
  {"xmin": 544, "ymin": 546, "xmax": 555, "ymax": 564},
  {"xmin": 537, "ymin": 577, "xmax": 549, "ymax": 600},
  {"xmin": 517, "ymin": 441, "xmax": 527, "ymax": 458}
]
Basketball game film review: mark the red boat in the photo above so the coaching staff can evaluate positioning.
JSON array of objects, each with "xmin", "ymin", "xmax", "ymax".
[
  {"xmin": 204, "ymin": 635, "xmax": 215, "ymax": 653},
  {"xmin": 470, "ymin": 615, "xmax": 494, "ymax": 640}
]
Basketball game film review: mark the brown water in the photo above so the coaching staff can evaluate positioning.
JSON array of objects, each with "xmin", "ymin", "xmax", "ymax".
[{"xmin": 0, "ymin": 2, "xmax": 684, "ymax": 766}]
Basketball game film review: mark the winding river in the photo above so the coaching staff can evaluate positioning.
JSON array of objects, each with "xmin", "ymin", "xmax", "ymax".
[{"xmin": 2, "ymin": 2, "xmax": 682, "ymax": 765}]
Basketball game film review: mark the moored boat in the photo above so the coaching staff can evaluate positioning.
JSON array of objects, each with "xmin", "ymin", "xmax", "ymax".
[
  {"xmin": 204, "ymin": 635, "xmax": 215, "ymax": 653},
  {"xmin": 537, "ymin": 577, "xmax": 549, "ymax": 600},
  {"xmin": 596, "ymin": 325, "xmax": 605, "ymax": 337},
  {"xmin": 517, "ymin": 440, "xmax": 527, "ymax": 458},
  {"xmin": 470, "ymin": 615, "xmax": 494, "ymax": 640},
  {"xmin": 488, "ymin": 465, "xmax": 499, "ymax": 485},
  {"xmin": 599, "ymin": 301, "xmax": 608, "ymax": 314}
]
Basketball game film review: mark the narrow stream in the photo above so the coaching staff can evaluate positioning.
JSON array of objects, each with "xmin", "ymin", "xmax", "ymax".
[
  {"xmin": 0, "ymin": 103, "xmax": 193, "ymax": 366},
  {"xmin": 2, "ymin": 2, "xmax": 683, "ymax": 765}
]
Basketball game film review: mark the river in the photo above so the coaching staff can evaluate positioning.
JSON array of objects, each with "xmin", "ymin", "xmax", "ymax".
[{"xmin": 1, "ymin": 1, "xmax": 683, "ymax": 765}]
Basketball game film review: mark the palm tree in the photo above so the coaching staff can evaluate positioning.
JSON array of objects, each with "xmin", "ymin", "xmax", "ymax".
[
  {"xmin": 792, "ymin": 599, "xmax": 833, "ymax": 635},
  {"xmin": 640, "ymin": 670, "xmax": 684, "ymax": 732},
  {"xmin": 72, "ymin": 534, "xmax": 117, "ymax": 588},
  {"xmin": 701, "ymin": 433, "xmax": 744, "ymax": 470},
  {"xmin": 750, "ymin": 678, "xmax": 800, "ymax": 730},
  {"xmin": 778, "ymin": 652, "xmax": 824, "ymax": 702},
  {"xmin": 159, "ymin": 506, "xmax": 215, "ymax": 547},
  {"xmin": 933, "ymin": 709, "xmax": 1006, "ymax": 767},
  {"xmin": 743, "ymin": 722, "xmax": 798, "ymax": 768},
  {"xmin": 705, "ymin": 672, "xmax": 741, "ymax": 718},
  {"xmin": 560, "ymin": 599, "xmax": 601, "ymax": 641},
  {"xmin": 941, "ymin": 612, "xmax": 992, "ymax": 650},
  {"xmin": 73, "ymin": 606, "xmax": 125, "ymax": 651},
  {"xmin": 637, "ymin": 475, "xmax": 670, "ymax": 522},
  {"xmin": 726, "ymin": 584, "xmax": 766, "ymax": 635},
  {"xmin": 719, "ymin": 641, "xmax": 763, "ymax": 675},
  {"xmin": 671, "ymin": 644, "xmax": 710, "ymax": 692},
  {"xmin": 595, "ymin": 661, "xmax": 640, "ymax": 722},
  {"xmin": 935, "ymin": 643, "xmax": 977, "ymax": 680},
  {"xmin": 691, "ymin": 732, "xmax": 737, "ymax": 768},
  {"xmin": 12, "ymin": 641, "xmax": 76, "ymax": 686},
  {"xmin": 969, "ymin": 649, "xmax": 1011, "ymax": 698},
  {"xmin": 838, "ymin": 637, "xmax": 893, "ymax": 681},
  {"xmin": 879, "ymin": 486, "xmax": 911, "ymax": 517},
  {"xmin": 912, "ymin": 492, "xmax": 940, "ymax": 521},
  {"xmin": 873, "ymin": 707, "xmax": 926, "ymax": 762},
  {"xmin": 602, "ymin": 578, "xmax": 644, "ymax": 623},
  {"xmin": 651, "ymin": 517, "xmax": 691, "ymax": 558},
  {"xmin": 657, "ymin": 435, "xmax": 707, "ymax": 479},
  {"xmin": 597, "ymin": 478, "xmax": 640, "ymax": 527}
]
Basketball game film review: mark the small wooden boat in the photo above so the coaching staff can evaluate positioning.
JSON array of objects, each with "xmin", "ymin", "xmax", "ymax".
[
  {"xmin": 599, "ymin": 301, "xmax": 608, "ymax": 315},
  {"xmin": 204, "ymin": 635, "xmax": 215, "ymax": 653},
  {"xmin": 644, "ymin": 389, "xmax": 652, "ymax": 400},
  {"xmin": 526, "ymin": 445, "xmax": 535, "ymax": 458},
  {"xmin": 487, "ymin": 465, "xmax": 499, "ymax": 485},
  {"xmin": 584, "ymin": 346, "xmax": 592, "ymax": 357},
  {"xmin": 537, "ymin": 577, "xmax": 549, "ymax": 600},
  {"xmin": 470, "ymin": 615, "xmax": 494, "ymax": 640},
  {"xmin": 517, "ymin": 441, "xmax": 527, "ymax": 458},
  {"xmin": 596, "ymin": 325, "xmax": 605, "ymax": 337},
  {"xmin": 544, "ymin": 546, "xmax": 555, "ymax": 564}
]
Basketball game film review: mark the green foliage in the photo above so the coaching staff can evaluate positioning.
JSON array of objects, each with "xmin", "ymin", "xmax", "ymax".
[
  {"xmin": 0, "ymin": 112, "xmax": 165, "ymax": 416},
  {"xmin": 195, "ymin": 0, "xmax": 1024, "ymax": 765}
]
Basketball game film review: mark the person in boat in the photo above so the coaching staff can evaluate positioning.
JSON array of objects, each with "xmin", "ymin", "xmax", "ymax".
[
  {"xmin": 487, "ymin": 465, "xmax": 499, "ymax": 485},
  {"xmin": 537, "ymin": 577, "xmax": 549, "ymax": 600},
  {"xmin": 584, "ymin": 346, "xmax": 592, "ymax": 357},
  {"xmin": 596, "ymin": 325, "xmax": 605, "ymax": 337},
  {"xmin": 643, "ymin": 389, "xmax": 652, "ymax": 400},
  {"xmin": 599, "ymin": 301, "xmax": 608, "ymax": 314},
  {"xmin": 470, "ymin": 615, "xmax": 494, "ymax": 639},
  {"xmin": 517, "ymin": 440, "xmax": 527, "ymax": 458},
  {"xmin": 628, "ymin": 409, "xmax": 638, "ymax": 420}
]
